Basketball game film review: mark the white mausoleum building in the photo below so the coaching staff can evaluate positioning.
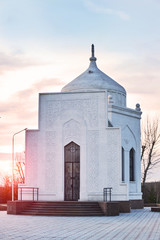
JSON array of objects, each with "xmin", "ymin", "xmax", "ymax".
[{"xmin": 22, "ymin": 45, "xmax": 142, "ymax": 203}]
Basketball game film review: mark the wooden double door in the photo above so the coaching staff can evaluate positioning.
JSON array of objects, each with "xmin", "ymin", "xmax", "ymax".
[{"xmin": 64, "ymin": 142, "xmax": 80, "ymax": 201}]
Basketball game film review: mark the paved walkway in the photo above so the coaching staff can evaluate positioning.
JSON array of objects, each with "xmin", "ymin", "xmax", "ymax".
[{"xmin": 0, "ymin": 208, "xmax": 159, "ymax": 240}]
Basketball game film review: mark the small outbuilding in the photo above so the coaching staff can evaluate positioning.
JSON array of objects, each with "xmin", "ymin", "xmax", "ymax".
[{"xmin": 21, "ymin": 45, "xmax": 142, "ymax": 207}]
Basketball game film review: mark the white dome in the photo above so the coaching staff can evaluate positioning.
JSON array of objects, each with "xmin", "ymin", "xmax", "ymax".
[{"xmin": 61, "ymin": 45, "xmax": 126, "ymax": 107}]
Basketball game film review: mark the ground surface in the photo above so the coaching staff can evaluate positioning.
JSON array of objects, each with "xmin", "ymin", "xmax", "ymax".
[
  {"xmin": 0, "ymin": 204, "xmax": 7, "ymax": 211},
  {"xmin": 0, "ymin": 208, "xmax": 159, "ymax": 240}
]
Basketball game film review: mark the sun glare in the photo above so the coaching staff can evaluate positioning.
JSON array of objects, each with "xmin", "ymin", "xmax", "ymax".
[{"xmin": 0, "ymin": 160, "xmax": 12, "ymax": 177}]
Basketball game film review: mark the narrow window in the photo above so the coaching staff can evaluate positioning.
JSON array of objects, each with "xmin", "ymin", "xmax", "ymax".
[
  {"xmin": 122, "ymin": 147, "xmax": 125, "ymax": 182},
  {"xmin": 130, "ymin": 148, "xmax": 135, "ymax": 181}
]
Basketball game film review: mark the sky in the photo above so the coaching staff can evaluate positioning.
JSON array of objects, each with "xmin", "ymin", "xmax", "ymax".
[{"xmin": 0, "ymin": 0, "xmax": 160, "ymax": 181}]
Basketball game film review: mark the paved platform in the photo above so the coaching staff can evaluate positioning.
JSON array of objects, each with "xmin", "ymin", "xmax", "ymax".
[{"xmin": 0, "ymin": 208, "xmax": 159, "ymax": 240}]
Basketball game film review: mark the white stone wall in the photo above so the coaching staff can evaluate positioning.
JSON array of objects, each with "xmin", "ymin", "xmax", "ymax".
[
  {"xmin": 23, "ymin": 91, "xmax": 129, "ymax": 201},
  {"xmin": 108, "ymin": 90, "xmax": 126, "ymax": 107},
  {"xmin": 108, "ymin": 104, "xmax": 142, "ymax": 200},
  {"xmin": 87, "ymin": 127, "xmax": 128, "ymax": 201}
]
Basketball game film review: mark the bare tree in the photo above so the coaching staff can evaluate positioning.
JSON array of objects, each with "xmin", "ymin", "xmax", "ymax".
[
  {"xmin": 15, "ymin": 152, "xmax": 25, "ymax": 184},
  {"xmin": 141, "ymin": 117, "xmax": 160, "ymax": 186},
  {"xmin": 2, "ymin": 176, "xmax": 12, "ymax": 203}
]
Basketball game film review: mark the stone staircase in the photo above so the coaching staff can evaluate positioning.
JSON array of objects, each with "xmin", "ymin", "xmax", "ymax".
[
  {"xmin": 151, "ymin": 207, "xmax": 160, "ymax": 212},
  {"xmin": 19, "ymin": 201, "xmax": 104, "ymax": 216}
]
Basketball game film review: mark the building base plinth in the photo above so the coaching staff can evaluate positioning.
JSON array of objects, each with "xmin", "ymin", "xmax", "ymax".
[
  {"xmin": 118, "ymin": 201, "xmax": 130, "ymax": 213},
  {"xmin": 99, "ymin": 202, "xmax": 119, "ymax": 216},
  {"xmin": 130, "ymin": 199, "xmax": 144, "ymax": 209},
  {"xmin": 7, "ymin": 201, "xmax": 33, "ymax": 215}
]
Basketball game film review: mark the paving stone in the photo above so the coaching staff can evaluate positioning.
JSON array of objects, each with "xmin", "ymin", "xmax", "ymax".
[{"xmin": 0, "ymin": 208, "xmax": 159, "ymax": 240}]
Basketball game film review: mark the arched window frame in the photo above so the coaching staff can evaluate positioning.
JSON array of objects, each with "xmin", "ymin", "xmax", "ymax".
[
  {"xmin": 130, "ymin": 148, "xmax": 135, "ymax": 181},
  {"xmin": 122, "ymin": 147, "xmax": 125, "ymax": 182}
]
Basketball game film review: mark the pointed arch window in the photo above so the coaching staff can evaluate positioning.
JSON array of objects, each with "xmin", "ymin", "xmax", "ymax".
[{"xmin": 130, "ymin": 148, "xmax": 135, "ymax": 181}]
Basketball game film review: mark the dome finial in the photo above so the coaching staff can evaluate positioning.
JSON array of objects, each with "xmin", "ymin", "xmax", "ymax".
[
  {"xmin": 89, "ymin": 44, "xmax": 97, "ymax": 62},
  {"xmin": 91, "ymin": 44, "xmax": 95, "ymax": 57}
]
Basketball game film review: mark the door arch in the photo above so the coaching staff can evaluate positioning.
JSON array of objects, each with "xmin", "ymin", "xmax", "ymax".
[{"xmin": 64, "ymin": 141, "xmax": 80, "ymax": 201}]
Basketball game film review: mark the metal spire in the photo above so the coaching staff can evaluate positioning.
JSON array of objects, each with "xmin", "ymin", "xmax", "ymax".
[
  {"xmin": 92, "ymin": 44, "xmax": 95, "ymax": 57},
  {"xmin": 89, "ymin": 44, "xmax": 97, "ymax": 62}
]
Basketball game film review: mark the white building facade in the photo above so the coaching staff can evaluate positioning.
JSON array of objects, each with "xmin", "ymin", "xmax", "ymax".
[{"xmin": 21, "ymin": 45, "xmax": 142, "ymax": 202}]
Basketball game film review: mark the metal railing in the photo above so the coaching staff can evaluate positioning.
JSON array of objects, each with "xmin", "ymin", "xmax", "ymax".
[
  {"xmin": 18, "ymin": 187, "xmax": 39, "ymax": 201},
  {"xmin": 103, "ymin": 187, "xmax": 112, "ymax": 202}
]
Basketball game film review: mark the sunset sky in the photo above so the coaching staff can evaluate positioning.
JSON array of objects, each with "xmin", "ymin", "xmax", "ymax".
[{"xmin": 0, "ymin": 0, "xmax": 160, "ymax": 182}]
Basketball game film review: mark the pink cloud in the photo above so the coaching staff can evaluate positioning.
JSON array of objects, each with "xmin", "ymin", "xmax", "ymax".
[
  {"xmin": 0, "ymin": 51, "xmax": 48, "ymax": 75},
  {"xmin": 0, "ymin": 77, "xmax": 65, "ymax": 148}
]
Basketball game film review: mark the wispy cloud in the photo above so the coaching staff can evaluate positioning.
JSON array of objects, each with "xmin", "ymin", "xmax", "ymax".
[
  {"xmin": 0, "ymin": 77, "xmax": 65, "ymax": 148},
  {"xmin": 0, "ymin": 51, "xmax": 45, "ymax": 75},
  {"xmin": 84, "ymin": 0, "xmax": 130, "ymax": 20},
  {"xmin": 0, "ymin": 77, "xmax": 65, "ymax": 115},
  {"xmin": 115, "ymin": 54, "xmax": 160, "ymax": 94}
]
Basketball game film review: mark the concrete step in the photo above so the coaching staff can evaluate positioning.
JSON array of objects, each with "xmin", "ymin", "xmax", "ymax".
[
  {"xmin": 20, "ymin": 212, "xmax": 104, "ymax": 216},
  {"xmin": 30, "ymin": 201, "xmax": 100, "ymax": 205},
  {"xmin": 151, "ymin": 207, "xmax": 160, "ymax": 212},
  {"xmin": 20, "ymin": 201, "xmax": 104, "ymax": 216},
  {"xmin": 21, "ymin": 209, "xmax": 103, "ymax": 213},
  {"xmin": 27, "ymin": 207, "xmax": 101, "ymax": 210}
]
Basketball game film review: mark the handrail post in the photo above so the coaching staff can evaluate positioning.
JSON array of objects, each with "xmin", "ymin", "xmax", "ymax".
[
  {"xmin": 18, "ymin": 187, "xmax": 39, "ymax": 201},
  {"xmin": 103, "ymin": 187, "xmax": 112, "ymax": 202},
  {"xmin": 21, "ymin": 187, "xmax": 22, "ymax": 201},
  {"xmin": 37, "ymin": 188, "xmax": 39, "ymax": 201}
]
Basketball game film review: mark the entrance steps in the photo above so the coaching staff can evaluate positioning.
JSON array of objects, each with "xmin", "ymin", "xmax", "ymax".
[
  {"xmin": 151, "ymin": 207, "xmax": 160, "ymax": 212},
  {"xmin": 19, "ymin": 201, "xmax": 104, "ymax": 216}
]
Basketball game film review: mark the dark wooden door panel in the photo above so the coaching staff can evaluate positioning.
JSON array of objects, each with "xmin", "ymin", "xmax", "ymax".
[
  {"xmin": 64, "ymin": 142, "xmax": 80, "ymax": 201},
  {"xmin": 72, "ymin": 163, "xmax": 80, "ymax": 201},
  {"xmin": 65, "ymin": 163, "xmax": 72, "ymax": 201}
]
